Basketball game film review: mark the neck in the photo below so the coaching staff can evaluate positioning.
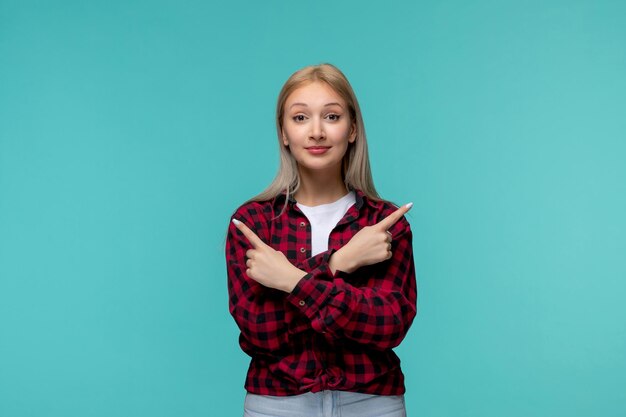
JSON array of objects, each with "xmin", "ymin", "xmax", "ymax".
[{"xmin": 294, "ymin": 165, "xmax": 349, "ymax": 206}]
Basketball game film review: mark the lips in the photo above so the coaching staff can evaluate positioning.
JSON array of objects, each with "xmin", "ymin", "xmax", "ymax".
[{"xmin": 306, "ymin": 146, "xmax": 330, "ymax": 155}]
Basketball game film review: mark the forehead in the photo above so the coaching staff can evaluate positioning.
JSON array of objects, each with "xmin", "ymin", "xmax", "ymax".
[{"xmin": 285, "ymin": 81, "xmax": 346, "ymax": 107}]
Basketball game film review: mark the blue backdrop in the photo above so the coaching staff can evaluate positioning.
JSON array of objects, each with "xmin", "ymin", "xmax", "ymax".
[{"xmin": 1, "ymin": 1, "xmax": 625, "ymax": 416}]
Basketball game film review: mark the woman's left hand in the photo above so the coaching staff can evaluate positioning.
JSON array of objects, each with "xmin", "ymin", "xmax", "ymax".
[{"xmin": 232, "ymin": 219, "xmax": 307, "ymax": 293}]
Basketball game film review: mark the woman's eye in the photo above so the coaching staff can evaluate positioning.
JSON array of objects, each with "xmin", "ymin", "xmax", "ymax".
[
  {"xmin": 293, "ymin": 115, "xmax": 306, "ymax": 122},
  {"xmin": 326, "ymin": 114, "xmax": 340, "ymax": 121}
]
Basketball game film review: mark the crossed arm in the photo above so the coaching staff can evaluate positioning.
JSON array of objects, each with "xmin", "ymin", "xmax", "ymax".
[
  {"xmin": 226, "ymin": 203, "xmax": 416, "ymax": 352},
  {"xmin": 231, "ymin": 203, "xmax": 412, "ymax": 292}
]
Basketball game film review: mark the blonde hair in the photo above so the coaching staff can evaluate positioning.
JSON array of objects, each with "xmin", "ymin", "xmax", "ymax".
[{"xmin": 248, "ymin": 63, "xmax": 381, "ymax": 215}]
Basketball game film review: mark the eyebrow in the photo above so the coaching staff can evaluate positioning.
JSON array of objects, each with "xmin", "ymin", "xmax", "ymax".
[{"xmin": 289, "ymin": 102, "xmax": 344, "ymax": 109}]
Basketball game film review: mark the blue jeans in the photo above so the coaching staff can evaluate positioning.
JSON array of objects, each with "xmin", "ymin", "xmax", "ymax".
[{"xmin": 243, "ymin": 390, "xmax": 406, "ymax": 417}]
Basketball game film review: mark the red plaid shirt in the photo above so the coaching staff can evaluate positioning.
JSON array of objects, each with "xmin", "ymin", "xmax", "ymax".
[{"xmin": 226, "ymin": 188, "xmax": 417, "ymax": 396}]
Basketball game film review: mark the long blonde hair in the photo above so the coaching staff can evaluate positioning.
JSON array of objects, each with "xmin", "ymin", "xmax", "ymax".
[{"xmin": 248, "ymin": 63, "xmax": 381, "ymax": 215}]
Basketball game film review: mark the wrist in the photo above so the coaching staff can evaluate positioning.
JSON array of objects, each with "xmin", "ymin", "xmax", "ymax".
[
  {"xmin": 329, "ymin": 248, "xmax": 357, "ymax": 274},
  {"xmin": 282, "ymin": 268, "xmax": 307, "ymax": 293}
]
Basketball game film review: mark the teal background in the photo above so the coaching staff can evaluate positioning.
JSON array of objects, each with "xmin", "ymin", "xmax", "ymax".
[{"xmin": 1, "ymin": 0, "xmax": 625, "ymax": 416}]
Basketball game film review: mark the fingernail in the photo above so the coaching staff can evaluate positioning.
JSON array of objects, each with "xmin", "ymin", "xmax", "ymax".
[
  {"xmin": 405, "ymin": 202, "xmax": 413, "ymax": 209},
  {"xmin": 232, "ymin": 219, "xmax": 241, "ymax": 226}
]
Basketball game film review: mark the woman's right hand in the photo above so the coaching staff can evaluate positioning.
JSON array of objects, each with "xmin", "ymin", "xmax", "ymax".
[{"xmin": 329, "ymin": 203, "xmax": 413, "ymax": 274}]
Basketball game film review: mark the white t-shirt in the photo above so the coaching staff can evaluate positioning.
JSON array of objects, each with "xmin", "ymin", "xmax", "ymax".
[{"xmin": 296, "ymin": 191, "xmax": 356, "ymax": 257}]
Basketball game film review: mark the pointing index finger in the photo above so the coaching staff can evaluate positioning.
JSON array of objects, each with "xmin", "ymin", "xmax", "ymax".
[
  {"xmin": 376, "ymin": 202, "xmax": 413, "ymax": 231},
  {"xmin": 232, "ymin": 219, "xmax": 265, "ymax": 248}
]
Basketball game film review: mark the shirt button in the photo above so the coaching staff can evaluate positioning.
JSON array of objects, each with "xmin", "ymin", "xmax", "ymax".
[
  {"xmin": 299, "ymin": 221, "xmax": 306, "ymax": 227},
  {"xmin": 300, "ymin": 247, "xmax": 306, "ymax": 253},
  {"xmin": 299, "ymin": 300, "xmax": 305, "ymax": 306}
]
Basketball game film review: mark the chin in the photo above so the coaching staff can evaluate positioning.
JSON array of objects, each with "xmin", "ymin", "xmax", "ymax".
[{"xmin": 297, "ymin": 160, "xmax": 343, "ymax": 173}]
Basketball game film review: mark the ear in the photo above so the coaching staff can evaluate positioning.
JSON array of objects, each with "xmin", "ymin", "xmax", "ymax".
[
  {"xmin": 348, "ymin": 122, "xmax": 357, "ymax": 143},
  {"xmin": 282, "ymin": 131, "xmax": 289, "ymax": 147}
]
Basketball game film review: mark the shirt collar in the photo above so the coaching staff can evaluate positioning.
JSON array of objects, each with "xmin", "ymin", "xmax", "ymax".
[{"xmin": 271, "ymin": 186, "xmax": 383, "ymax": 211}]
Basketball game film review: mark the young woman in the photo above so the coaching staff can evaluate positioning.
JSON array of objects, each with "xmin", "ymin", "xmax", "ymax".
[{"xmin": 225, "ymin": 63, "xmax": 417, "ymax": 417}]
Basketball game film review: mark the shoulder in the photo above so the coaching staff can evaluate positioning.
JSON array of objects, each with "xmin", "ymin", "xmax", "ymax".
[
  {"xmin": 226, "ymin": 198, "xmax": 279, "ymax": 245},
  {"xmin": 230, "ymin": 198, "xmax": 276, "ymax": 224}
]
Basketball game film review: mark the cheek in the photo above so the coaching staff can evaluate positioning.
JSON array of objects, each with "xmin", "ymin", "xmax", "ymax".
[
  {"xmin": 329, "ymin": 124, "xmax": 353, "ymax": 140},
  {"xmin": 281, "ymin": 125, "xmax": 298, "ymax": 144}
]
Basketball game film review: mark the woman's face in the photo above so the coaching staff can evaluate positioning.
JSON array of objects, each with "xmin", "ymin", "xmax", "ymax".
[{"xmin": 281, "ymin": 81, "xmax": 356, "ymax": 175}]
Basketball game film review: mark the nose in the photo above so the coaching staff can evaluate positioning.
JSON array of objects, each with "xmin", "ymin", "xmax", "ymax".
[{"xmin": 309, "ymin": 117, "xmax": 325, "ymax": 141}]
